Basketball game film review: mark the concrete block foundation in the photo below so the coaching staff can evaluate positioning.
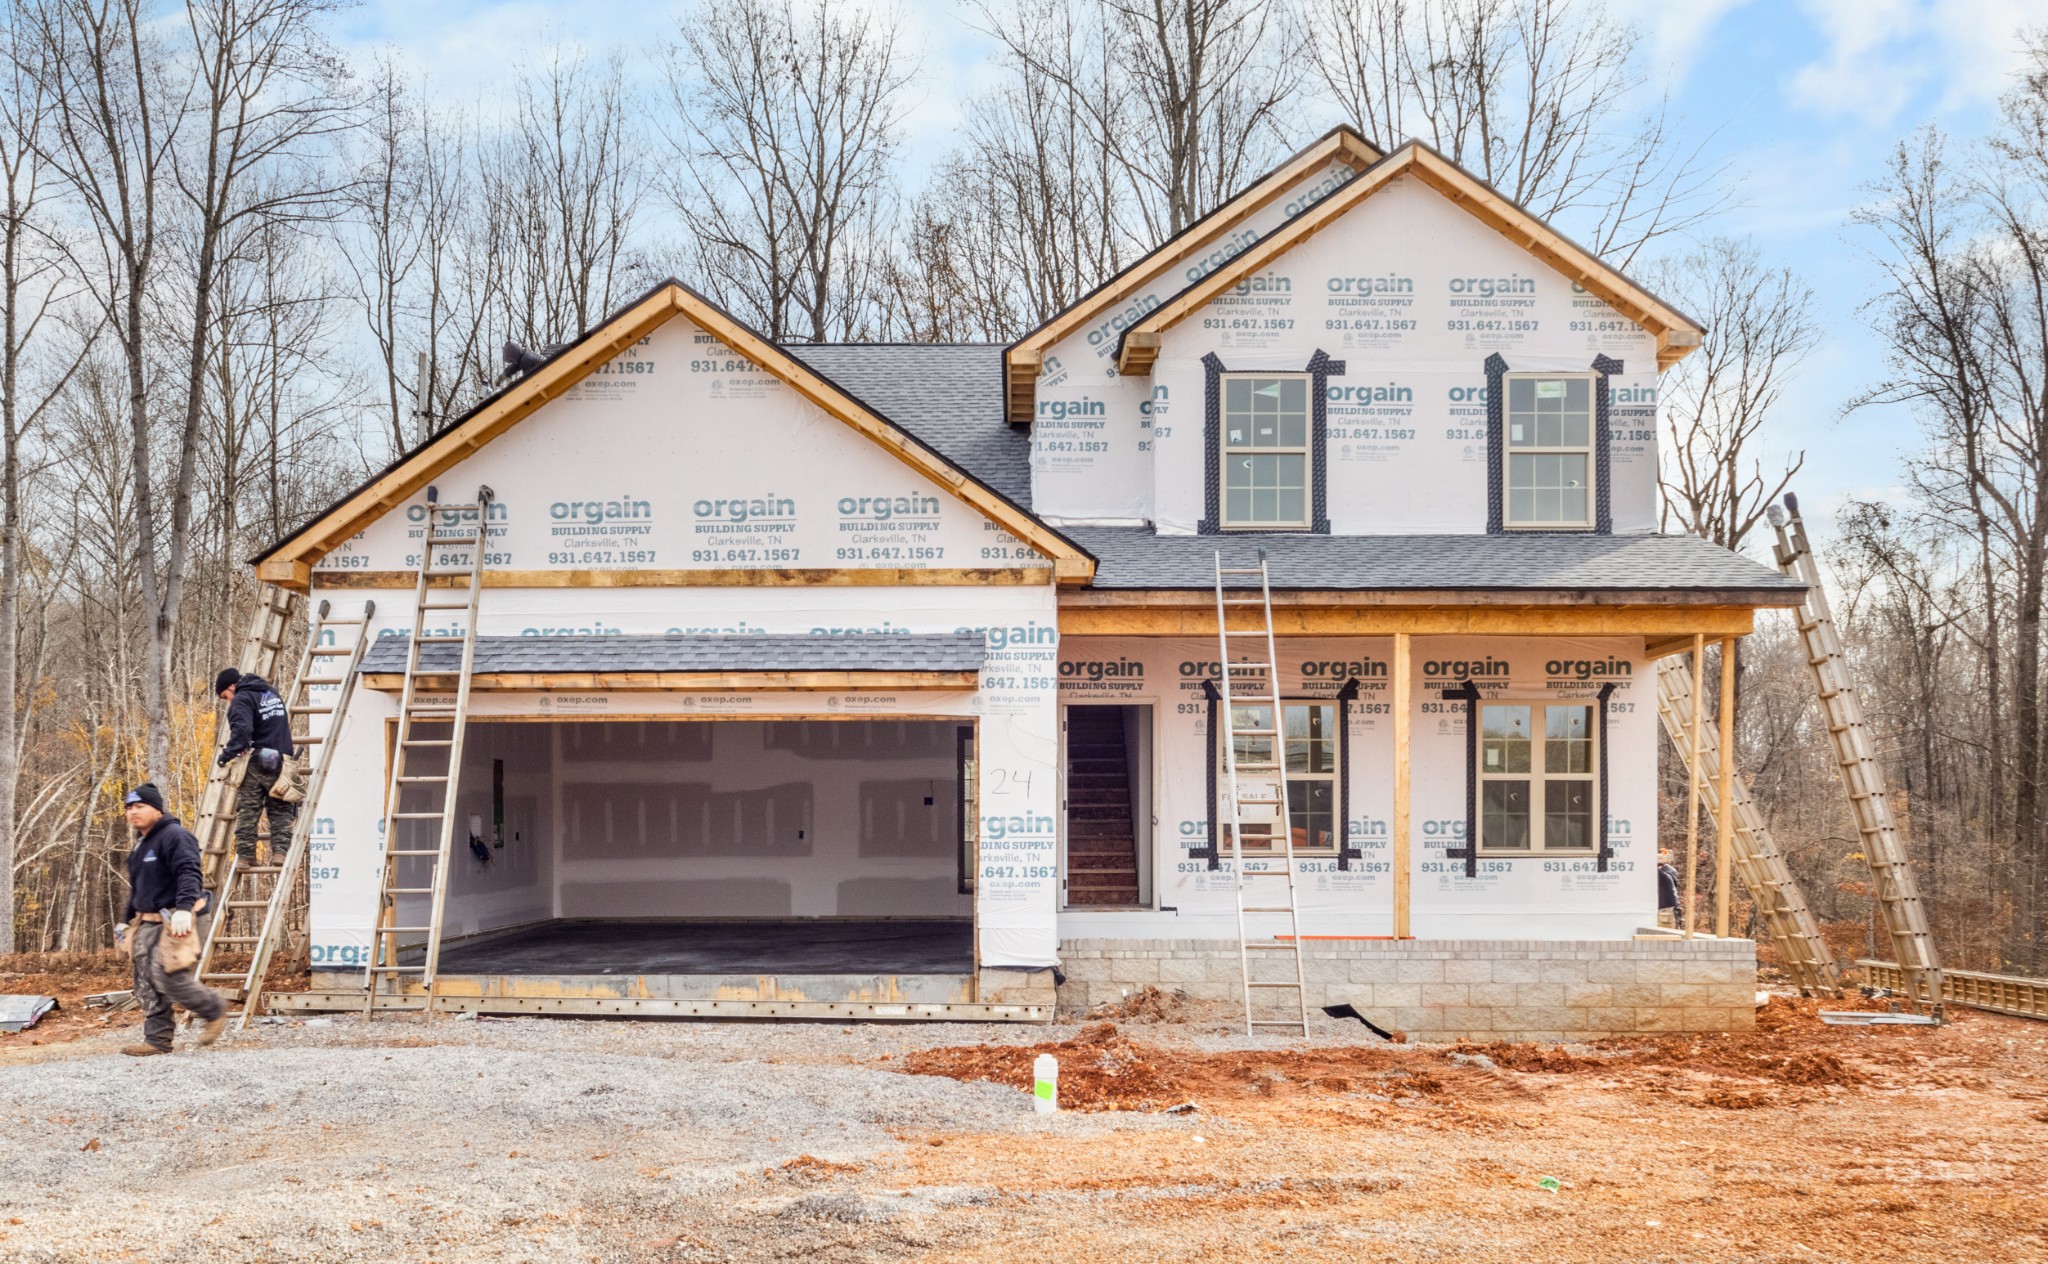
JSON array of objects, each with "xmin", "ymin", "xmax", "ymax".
[{"xmin": 1058, "ymin": 937, "xmax": 1757, "ymax": 1040}]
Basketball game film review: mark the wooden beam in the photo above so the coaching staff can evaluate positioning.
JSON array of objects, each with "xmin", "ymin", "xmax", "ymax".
[
  {"xmin": 361, "ymin": 669, "xmax": 982, "ymax": 692},
  {"xmin": 312, "ymin": 566, "xmax": 1054, "ymax": 590},
  {"xmin": 1717, "ymin": 635, "xmax": 1736, "ymax": 939},
  {"xmin": 1057, "ymin": 605, "xmax": 1757, "ymax": 638},
  {"xmin": 1063, "ymin": 587, "xmax": 1803, "ymax": 610},
  {"xmin": 1392, "ymin": 632, "xmax": 1412, "ymax": 940},
  {"xmin": 1685, "ymin": 634, "xmax": 1705, "ymax": 940}
]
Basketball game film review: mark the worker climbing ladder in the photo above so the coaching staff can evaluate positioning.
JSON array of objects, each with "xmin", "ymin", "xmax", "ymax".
[
  {"xmin": 1769, "ymin": 494, "xmax": 1945, "ymax": 1016},
  {"xmin": 1653, "ymin": 657, "xmax": 1841, "ymax": 996},
  {"xmin": 1213, "ymin": 551, "xmax": 1310, "ymax": 1038},
  {"xmin": 193, "ymin": 586, "xmax": 300, "ymax": 889},
  {"xmin": 195, "ymin": 599, "xmax": 375, "ymax": 1027},
  {"xmin": 363, "ymin": 486, "xmax": 494, "ymax": 1018}
]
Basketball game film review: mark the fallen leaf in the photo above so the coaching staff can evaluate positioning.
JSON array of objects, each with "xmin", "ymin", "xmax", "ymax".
[{"xmin": 79, "ymin": 1139, "xmax": 100, "ymax": 1153}]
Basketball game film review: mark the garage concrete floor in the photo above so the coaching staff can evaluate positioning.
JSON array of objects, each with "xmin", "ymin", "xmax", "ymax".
[{"xmin": 435, "ymin": 919, "xmax": 976, "ymax": 976}]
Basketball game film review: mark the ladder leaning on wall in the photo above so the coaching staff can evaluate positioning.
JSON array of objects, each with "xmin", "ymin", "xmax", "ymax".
[
  {"xmin": 1653, "ymin": 657, "xmax": 1841, "ymax": 997},
  {"xmin": 193, "ymin": 586, "xmax": 301, "ymax": 889},
  {"xmin": 1213, "ymin": 551, "xmax": 1311, "ymax": 1038},
  {"xmin": 1769, "ymin": 493, "xmax": 1945, "ymax": 1018},
  {"xmin": 195, "ymin": 599, "xmax": 376, "ymax": 1027},
  {"xmin": 363, "ymin": 485, "xmax": 494, "ymax": 1019}
]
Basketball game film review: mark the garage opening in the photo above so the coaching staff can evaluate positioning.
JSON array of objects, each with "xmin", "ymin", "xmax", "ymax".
[{"xmin": 396, "ymin": 717, "xmax": 977, "ymax": 995}]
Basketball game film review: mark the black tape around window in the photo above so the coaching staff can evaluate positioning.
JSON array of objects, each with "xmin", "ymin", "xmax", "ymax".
[
  {"xmin": 1305, "ymin": 350, "xmax": 1344, "ymax": 534},
  {"xmin": 1199, "ymin": 677, "xmax": 1222, "ymax": 870},
  {"xmin": 1596, "ymin": 681, "xmax": 1617, "ymax": 872},
  {"xmin": 1444, "ymin": 681, "xmax": 1481, "ymax": 877},
  {"xmin": 1486, "ymin": 353, "xmax": 1623, "ymax": 536},
  {"xmin": 1198, "ymin": 354, "xmax": 1226, "ymax": 535},
  {"xmin": 1335, "ymin": 677, "xmax": 1361, "ymax": 870},
  {"xmin": 1591, "ymin": 355, "xmax": 1622, "ymax": 535}
]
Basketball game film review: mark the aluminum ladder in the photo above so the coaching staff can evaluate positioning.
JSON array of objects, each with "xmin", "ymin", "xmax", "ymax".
[
  {"xmin": 194, "ymin": 586, "xmax": 300, "ymax": 889},
  {"xmin": 1213, "ymin": 550, "xmax": 1310, "ymax": 1038},
  {"xmin": 363, "ymin": 486, "xmax": 493, "ymax": 1018},
  {"xmin": 1653, "ymin": 656, "xmax": 1841, "ymax": 996},
  {"xmin": 196, "ymin": 600, "xmax": 376, "ymax": 1027},
  {"xmin": 1769, "ymin": 493, "xmax": 1944, "ymax": 1017}
]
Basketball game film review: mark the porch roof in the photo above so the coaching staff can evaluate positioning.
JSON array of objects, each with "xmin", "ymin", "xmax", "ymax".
[
  {"xmin": 359, "ymin": 632, "xmax": 988, "ymax": 678},
  {"xmin": 1059, "ymin": 528, "xmax": 1804, "ymax": 602}
]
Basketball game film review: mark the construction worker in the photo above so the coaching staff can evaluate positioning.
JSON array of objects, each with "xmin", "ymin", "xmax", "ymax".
[
  {"xmin": 213, "ymin": 667, "xmax": 296, "ymax": 866},
  {"xmin": 1657, "ymin": 848, "xmax": 1685, "ymax": 930},
  {"xmin": 115, "ymin": 783, "xmax": 227, "ymax": 1056}
]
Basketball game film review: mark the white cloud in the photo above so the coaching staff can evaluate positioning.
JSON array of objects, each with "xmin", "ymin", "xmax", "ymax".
[
  {"xmin": 1787, "ymin": 0, "xmax": 2036, "ymax": 127},
  {"xmin": 1608, "ymin": 0, "xmax": 1759, "ymax": 87}
]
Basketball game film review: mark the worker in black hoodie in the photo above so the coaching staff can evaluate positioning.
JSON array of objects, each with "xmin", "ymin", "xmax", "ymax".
[
  {"xmin": 115, "ymin": 782, "xmax": 227, "ymax": 1056},
  {"xmin": 214, "ymin": 667, "xmax": 297, "ymax": 866}
]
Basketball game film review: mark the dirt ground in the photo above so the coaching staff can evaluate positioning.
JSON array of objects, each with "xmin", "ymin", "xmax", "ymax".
[{"xmin": 2, "ymin": 961, "xmax": 2045, "ymax": 1263}]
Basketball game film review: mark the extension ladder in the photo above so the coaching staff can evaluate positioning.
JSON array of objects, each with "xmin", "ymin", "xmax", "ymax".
[
  {"xmin": 195, "ymin": 599, "xmax": 375, "ymax": 1027},
  {"xmin": 1770, "ymin": 493, "xmax": 1945, "ymax": 1017},
  {"xmin": 1213, "ymin": 551, "xmax": 1310, "ymax": 1038},
  {"xmin": 1654, "ymin": 656, "xmax": 1841, "ymax": 996},
  {"xmin": 364, "ymin": 486, "xmax": 493, "ymax": 1018},
  {"xmin": 194, "ymin": 586, "xmax": 300, "ymax": 888}
]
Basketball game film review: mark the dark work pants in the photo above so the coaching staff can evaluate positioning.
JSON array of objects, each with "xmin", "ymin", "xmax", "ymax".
[
  {"xmin": 233, "ymin": 760, "xmax": 298, "ymax": 863},
  {"xmin": 130, "ymin": 921, "xmax": 225, "ymax": 1050}
]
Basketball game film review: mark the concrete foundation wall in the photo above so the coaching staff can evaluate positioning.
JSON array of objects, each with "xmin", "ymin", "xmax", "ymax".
[{"xmin": 1058, "ymin": 937, "xmax": 1757, "ymax": 1041}]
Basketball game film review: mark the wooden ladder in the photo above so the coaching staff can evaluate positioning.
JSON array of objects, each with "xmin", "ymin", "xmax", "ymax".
[
  {"xmin": 1214, "ymin": 551, "xmax": 1310, "ymax": 1038},
  {"xmin": 363, "ymin": 485, "xmax": 493, "ymax": 1019},
  {"xmin": 196, "ymin": 599, "xmax": 376, "ymax": 1027},
  {"xmin": 1770, "ymin": 493, "xmax": 1945, "ymax": 1017},
  {"xmin": 194, "ymin": 586, "xmax": 300, "ymax": 889},
  {"xmin": 1653, "ymin": 656, "xmax": 1841, "ymax": 996}
]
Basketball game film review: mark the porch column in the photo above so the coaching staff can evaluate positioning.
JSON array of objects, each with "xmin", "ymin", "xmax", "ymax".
[
  {"xmin": 1717, "ymin": 635, "xmax": 1737, "ymax": 938},
  {"xmin": 1393, "ymin": 632, "xmax": 1412, "ymax": 939}
]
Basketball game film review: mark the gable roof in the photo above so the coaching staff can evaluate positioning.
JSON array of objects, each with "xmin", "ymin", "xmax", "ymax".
[
  {"xmin": 1111, "ymin": 142, "xmax": 1705, "ymax": 375},
  {"xmin": 253, "ymin": 282, "xmax": 1093, "ymax": 588},
  {"xmin": 1001, "ymin": 124, "xmax": 1382, "ymax": 424}
]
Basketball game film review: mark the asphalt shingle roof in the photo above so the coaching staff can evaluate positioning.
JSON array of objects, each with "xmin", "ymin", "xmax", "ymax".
[
  {"xmin": 359, "ymin": 632, "xmax": 988, "ymax": 676},
  {"xmin": 1059, "ymin": 527, "xmax": 1804, "ymax": 596},
  {"xmin": 781, "ymin": 344, "xmax": 1029, "ymax": 507}
]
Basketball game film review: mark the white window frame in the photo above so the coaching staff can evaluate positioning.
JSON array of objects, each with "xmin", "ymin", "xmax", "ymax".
[
  {"xmin": 1218, "ymin": 698, "xmax": 1340, "ymax": 855},
  {"xmin": 1501, "ymin": 371, "xmax": 1598, "ymax": 531},
  {"xmin": 1474, "ymin": 698, "xmax": 1600, "ymax": 855},
  {"xmin": 1219, "ymin": 372, "xmax": 1312, "ymax": 531}
]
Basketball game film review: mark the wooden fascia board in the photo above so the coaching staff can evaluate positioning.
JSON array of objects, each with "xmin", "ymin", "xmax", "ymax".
[
  {"xmin": 361, "ymin": 669, "xmax": 981, "ymax": 692},
  {"xmin": 1058, "ymin": 587, "xmax": 1804, "ymax": 609},
  {"xmin": 1115, "ymin": 146, "xmax": 1705, "ymax": 375},
  {"xmin": 664, "ymin": 288, "xmax": 1095, "ymax": 582},
  {"xmin": 1055, "ymin": 604, "xmax": 1757, "ymax": 638},
  {"xmin": 1007, "ymin": 130, "xmax": 1380, "ymax": 419},
  {"xmin": 265, "ymin": 288, "xmax": 681, "ymax": 579},
  {"xmin": 311, "ymin": 566, "xmax": 1055, "ymax": 589}
]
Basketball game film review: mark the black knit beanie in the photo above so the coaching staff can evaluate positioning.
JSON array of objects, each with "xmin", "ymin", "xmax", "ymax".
[
  {"xmin": 125, "ymin": 783, "xmax": 166, "ymax": 812},
  {"xmin": 213, "ymin": 667, "xmax": 242, "ymax": 696}
]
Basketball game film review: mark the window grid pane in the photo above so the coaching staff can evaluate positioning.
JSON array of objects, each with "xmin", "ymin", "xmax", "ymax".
[
  {"xmin": 1477, "ymin": 700, "xmax": 1600, "ymax": 853},
  {"xmin": 1222, "ymin": 375, "xmax": 1310, "ymax": 527},
  {"xmin": 1505, "ymin": 375, "xmax": 1595, "ymax": 528}
]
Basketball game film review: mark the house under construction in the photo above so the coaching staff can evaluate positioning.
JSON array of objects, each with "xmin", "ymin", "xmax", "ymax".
[{"xmin": 220, "ymin": 128, "xmax": 1812, "ymax": 1038}]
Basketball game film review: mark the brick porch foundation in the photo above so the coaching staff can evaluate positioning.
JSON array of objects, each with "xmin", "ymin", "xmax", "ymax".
[{"xmin": 1058, "ymin": 937, "xmax": 1758, "ymax": 1041}]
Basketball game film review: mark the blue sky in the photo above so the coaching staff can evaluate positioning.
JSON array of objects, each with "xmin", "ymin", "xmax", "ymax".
[{"xmin": 336, "ymin": 0, "xmax": 2047, "ymax": 536}]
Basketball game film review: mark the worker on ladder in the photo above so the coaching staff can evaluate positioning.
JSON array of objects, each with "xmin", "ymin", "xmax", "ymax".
[{"xmin": 213, "ymin": 667, "xmax": 298, "ymax": 866}]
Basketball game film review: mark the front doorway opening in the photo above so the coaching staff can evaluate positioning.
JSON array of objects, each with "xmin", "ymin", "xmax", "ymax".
[{"xmin": 1063, "ymin": 704, "xmax": 1152, "ymax": 907}]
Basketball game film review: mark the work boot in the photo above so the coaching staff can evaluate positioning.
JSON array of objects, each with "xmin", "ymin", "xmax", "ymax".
[
  {"xmin": 197, "ymin": 1014, "xmax": 228, "ymax": 1047},
  {"xmin": 122, "ymin": 1044, "xmax": 171, "ymax": 1058}
]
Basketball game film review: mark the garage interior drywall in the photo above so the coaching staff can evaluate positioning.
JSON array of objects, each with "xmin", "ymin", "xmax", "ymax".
[{"xmin": 396, "ymin": 718, "xmax": 970, "ymax": 943}]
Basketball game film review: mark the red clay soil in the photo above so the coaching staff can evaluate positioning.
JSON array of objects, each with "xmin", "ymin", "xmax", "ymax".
[{"xmin": 0, "ymin": 949, "xmax": 305, "ymax": 1053}]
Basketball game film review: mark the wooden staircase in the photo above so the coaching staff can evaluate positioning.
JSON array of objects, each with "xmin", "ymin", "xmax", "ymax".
[{"xmin": 1065, "ymin": 708, "xmax": 1141, "ymax": 905}]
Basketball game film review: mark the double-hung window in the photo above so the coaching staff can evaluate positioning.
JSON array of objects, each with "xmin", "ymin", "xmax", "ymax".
[
  {"xmin": 1220, "ymin": 700, "xmax": 1337, "ymax": 853},
  {"xmin": 1221, "ymin": 375, "xmax": 1310, "ymax": 529},
  {"xmin": 1476, "ymin": 702, "xmax": 1597, "ymax": 853},
  {"xmin": 1503, "ymin": 373, "xmax": 1595, "ymax": 529}
]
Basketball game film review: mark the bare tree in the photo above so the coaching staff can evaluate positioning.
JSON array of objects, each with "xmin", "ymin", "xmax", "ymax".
[
  {"xmin": 663, "ymin": 0, "xmax": 914, "ymax": 342},
  {"xmin": 1655, "ymin": 237, "xmax": 1818, "ymax": 553},
  {"xmin": 1302, "ymin": 0, "xmax": 1724, "ymax": 267},
  {"xmin": 974, "ymin": 0, "xmax": 1298, "ymax": 242}
]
